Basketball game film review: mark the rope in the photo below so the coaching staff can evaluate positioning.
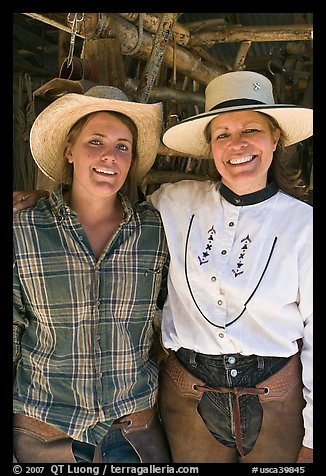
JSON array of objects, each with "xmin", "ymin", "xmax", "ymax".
[{"xmin": 13, "ymin": 74, "xmax": 37, "ymax": 190}]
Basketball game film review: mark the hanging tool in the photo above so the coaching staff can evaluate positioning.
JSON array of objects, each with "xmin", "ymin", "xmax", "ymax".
[{"xmin": 66, "ymin": 13, "xmax": 84, "ymax": 67}]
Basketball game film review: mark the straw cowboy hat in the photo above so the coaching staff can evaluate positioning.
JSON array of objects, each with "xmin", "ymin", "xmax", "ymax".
[
  {"xmin": 30, "ymin": 85, "xmax": 163, "ymax": 184},
  {"xmin": 163, "ymin": 70, "xmax": 313, "ymax": 158}
]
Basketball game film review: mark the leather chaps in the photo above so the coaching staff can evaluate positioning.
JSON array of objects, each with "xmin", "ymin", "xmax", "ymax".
[
  {"xmin": 13, "ymin": 407, "xmax": 171, "ymax": 463},
  {"xmin": 159, "ymin": 351, "xmax": 305, "ymax": 463}
]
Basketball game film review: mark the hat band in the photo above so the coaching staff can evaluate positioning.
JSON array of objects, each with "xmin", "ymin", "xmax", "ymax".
[{"xmin": 209, "ymin": 98, "xmax": 266, "ymax": 112}]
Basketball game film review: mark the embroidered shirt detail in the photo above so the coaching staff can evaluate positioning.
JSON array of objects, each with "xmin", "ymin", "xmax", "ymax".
[
  {"xmin": 232, "ymin": 234, "xmax": 252, "ymax": 277},
  {"xmin": 198, "ymin": 225, "xmax": 216, "ymax": 265}
]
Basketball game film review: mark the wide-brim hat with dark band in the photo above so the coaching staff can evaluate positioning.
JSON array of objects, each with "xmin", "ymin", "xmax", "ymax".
[
  {"xmin": 30, "ymin": 85, "xmax": 163, "ymax": 184},
  {"xmin": 163, "ymin": 70, "xmax": 313, "ymax": 158}
]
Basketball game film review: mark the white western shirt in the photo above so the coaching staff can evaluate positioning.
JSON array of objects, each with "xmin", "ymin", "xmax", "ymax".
[{"xmin": 148, "ymin": 179, "xmax": 313, "ymax": 448}]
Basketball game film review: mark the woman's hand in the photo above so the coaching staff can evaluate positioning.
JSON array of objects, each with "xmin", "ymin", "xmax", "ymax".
[
  {"xmin": 296, "ymin": 445, "xmax": 313, "ymax": 463},
  {"xmin": 13, "ymin": 190, "xmax": 49, "ymax": 212}
]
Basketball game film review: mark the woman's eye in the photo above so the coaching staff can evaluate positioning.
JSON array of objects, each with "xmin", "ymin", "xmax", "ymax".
[
  {"xmin": 214, "ymin": 132, "xmax": 229, "ymax": 140},
  {"xmin": 89, "ymin": 139, "xmax": 102, "ymax": 145},
  {"xmin": 244, "ymin": 128, "xmax": 259, "ymax": 134},
  {"xmin": 116, "ymin": 143, "xmax": 129, "ymax": 151}
]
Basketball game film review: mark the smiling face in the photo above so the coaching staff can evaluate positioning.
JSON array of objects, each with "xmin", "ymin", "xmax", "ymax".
[
  {"xmin": 65, "ymin": 111, "xmax": 133, "ymax": 199},
  {"xmin": 209, "ymin": 110, "xmax": 280, "ymax": 195}
]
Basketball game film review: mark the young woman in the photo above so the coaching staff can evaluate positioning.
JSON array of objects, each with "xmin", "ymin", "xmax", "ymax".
[{"xmin": 13, "ymin": 86, "xmax": 171, "ymax": 463}]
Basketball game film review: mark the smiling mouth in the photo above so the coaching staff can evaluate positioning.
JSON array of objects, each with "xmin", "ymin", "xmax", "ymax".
[
  {"xmin": 228, "ymin": 155, "xmax": 257, "ymax": 165},
  {"xmin": 93, "ymin": 167, "xmax": 117, "ymax": 176}
]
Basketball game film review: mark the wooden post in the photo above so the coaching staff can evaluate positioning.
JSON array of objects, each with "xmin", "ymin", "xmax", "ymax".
[{"xmin": 135, "ymin": 13, "xmax": 178, "ymax": 103}]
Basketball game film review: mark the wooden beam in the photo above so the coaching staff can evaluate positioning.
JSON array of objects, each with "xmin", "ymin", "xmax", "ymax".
[
  {"xmin": 190, "ymin": 24, "xmax": 313, "ymax": 47},
  {"xmin": 233, "ymin": 41, "xmax": 252, "ymax": 71},
  {"xmin": 117, "ymin": 13, "xmax": 191, "ymax": 46},
  {"xmin": 136, "ymin": 13, "xmax": 178, "ymax": 103},
  {"xmin": 82, "ymin": 13, "xmax": 226, "ymax": 84},
  {"xmin": 21, "ymin": 13, "xmax": 226, "ymax": 85},
  {"xmin": 143, "ymin": 170, "xmax": 210, "ymax": 185},
  {"xmin": 21, "ymin": 14, "xmax": 312, "ymax": 87},
  {"xmin": 125, "ymin": 78, "xmax": 204, "ymax": 104},
  {"xmin": 22, "ymin": 13, "xmax": 78, "ymax": 36},
  {"xmin": 157, "ymin": 143, "xmax": 208, "ymax": 160},
  {"xmin": 185, "ymin": 18, "xmax": 226, "ymax": 31}
]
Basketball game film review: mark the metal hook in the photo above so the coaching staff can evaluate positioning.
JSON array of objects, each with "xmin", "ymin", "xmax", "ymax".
[{"xmin": 66, "ymin": 13, "xmax": 84, "ymax": 67}]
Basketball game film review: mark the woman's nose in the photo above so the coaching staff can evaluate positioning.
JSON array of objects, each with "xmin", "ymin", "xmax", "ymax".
[
  {"xmin": 100, "ymin": 147, "xmax": 116, "ymax": 161},
  {"xmin": 229, "ymin": 135, "xmax": 248, "ymax": 149}
]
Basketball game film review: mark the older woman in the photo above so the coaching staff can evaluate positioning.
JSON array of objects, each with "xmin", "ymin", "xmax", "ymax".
[{"xmin": 148, "ymin": 71, "xmax": 313, "ymax": 463}]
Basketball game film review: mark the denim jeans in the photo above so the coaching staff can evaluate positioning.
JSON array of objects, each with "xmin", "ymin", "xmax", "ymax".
[
  {"xmin": 99, "ymin": 428, "xmax": 141, "ymax": 463},
  {"xmin": 176, "ymin": 348, "xmax": 289, "ymax": 455},
  {"xmin": 72, "ymin": 428, "xmax": 140, "ymax": 463}
]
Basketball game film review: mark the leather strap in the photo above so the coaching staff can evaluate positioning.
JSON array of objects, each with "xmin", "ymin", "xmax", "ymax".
[
  {"xmin": 111, "ymin": 408, "xmax": 154, "ymax": 431},
  {"xmin": 13, "ymin": 413, "xmax": 67, "ymax": 442},
  {"xmin": 195, "ymin": 384, "xmax": 267, "ymax": 457}
]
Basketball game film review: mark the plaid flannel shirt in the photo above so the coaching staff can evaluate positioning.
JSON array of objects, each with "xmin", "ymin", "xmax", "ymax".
[{"xmin": 13, "ymin": 186, "xmax": 169, "ymax": 444}]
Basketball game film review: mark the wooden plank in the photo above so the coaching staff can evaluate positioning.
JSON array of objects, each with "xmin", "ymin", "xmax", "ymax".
[{"xmin": 190, "ymin": 24, "xmax": 313, "ymax": 46}]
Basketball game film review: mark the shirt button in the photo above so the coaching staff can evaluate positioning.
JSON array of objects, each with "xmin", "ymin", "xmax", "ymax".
[
  {"xmin": 211, "ymin": 276, "xmax": 216, "ymax": 282},
  {"xmin": 97, "ymin": 300, "xmax": 101, "ymax": 307},
  {"xmin": 217, "ymin": 300, "xmax": 223, "ymax": 305},
  {"xmin": 78, "ymin": 235, "xmax": 83, "ymax": 241},
  {"xmin": 228, "ymin": 356, "xmax": 236, "ymax": 364},
  {"xmin": 230, "ymin": 369, "xmax": 238, "ymax": 377},
  {"xmin": 218, "ymin": 333, "xmax": 224, "ymax": 338},
  {"xmin": 235, "ymin": 198, "xmax": 241, "ymax": 205},
  {"xmin": 229, "ymin": 222, "xmax": 234, "ymax": 227},
  {"xmin": 221, "ymin": 250, "xmax": 227, "ymax": 255}
]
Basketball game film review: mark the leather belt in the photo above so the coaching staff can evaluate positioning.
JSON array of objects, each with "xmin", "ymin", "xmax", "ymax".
[
  {"xmin": 13, "ymin": 413, "xmax": 67, "ymax": 441},
  {"xmin": 13, "ymin": 407, "xmax": 155, "ymax": 440},
  {"xmin": 110, "ymin": 408, "xmax": 155, "ymax": 431}
]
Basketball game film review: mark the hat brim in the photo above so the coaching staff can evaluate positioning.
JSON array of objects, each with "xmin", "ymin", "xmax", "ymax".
[
  {"xmin": 163, "ymin": 104, "xmax": 313, "ymax": 158},
  {"xmin": 30, "ymin": 93, "xmax": 163, "ymax": 184}
]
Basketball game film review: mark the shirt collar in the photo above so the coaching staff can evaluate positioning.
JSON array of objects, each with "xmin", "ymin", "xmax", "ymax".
[
  {"xmin": 219, "ymin": 181, "xmax": 279, "ymax": 206},
  {"xmin": 49, "ymin": 184, "xmax": 68, "ymax": 216},
  {"xmin": 49, "ymin": 185, "xmax": 134, "ymax": 222}
]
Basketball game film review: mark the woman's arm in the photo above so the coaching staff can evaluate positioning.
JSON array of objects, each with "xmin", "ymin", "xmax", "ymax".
[{"xmin": 13, "ymin": 190, "xmax": 49, "ymax": 211}]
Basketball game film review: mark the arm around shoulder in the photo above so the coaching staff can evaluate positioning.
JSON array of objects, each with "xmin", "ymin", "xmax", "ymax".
[{"xmin": 13, "ymin": 189, "xmax": 49, "ymax": 211}]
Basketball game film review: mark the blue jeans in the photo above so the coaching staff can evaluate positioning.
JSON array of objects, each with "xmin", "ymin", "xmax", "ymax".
[
  {"xmin": 99, "ymin": 428, "xmax": 140, "ymax": 463},
  {"xmin": 176, "ymin": 348, "xmax": 289, "ymax": 456},
  {"xmin": 72, "ymin": 428, "xmax": 140, "ymax": 463}
]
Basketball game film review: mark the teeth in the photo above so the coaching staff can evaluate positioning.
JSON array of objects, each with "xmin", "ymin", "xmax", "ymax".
[
  {"xmin": 229, "ymin": 156, "xmax": 254, "ymax": 165},
  {"xmin": 94, "ymin": 168, "xmax": 115, "ymax": 175}
]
